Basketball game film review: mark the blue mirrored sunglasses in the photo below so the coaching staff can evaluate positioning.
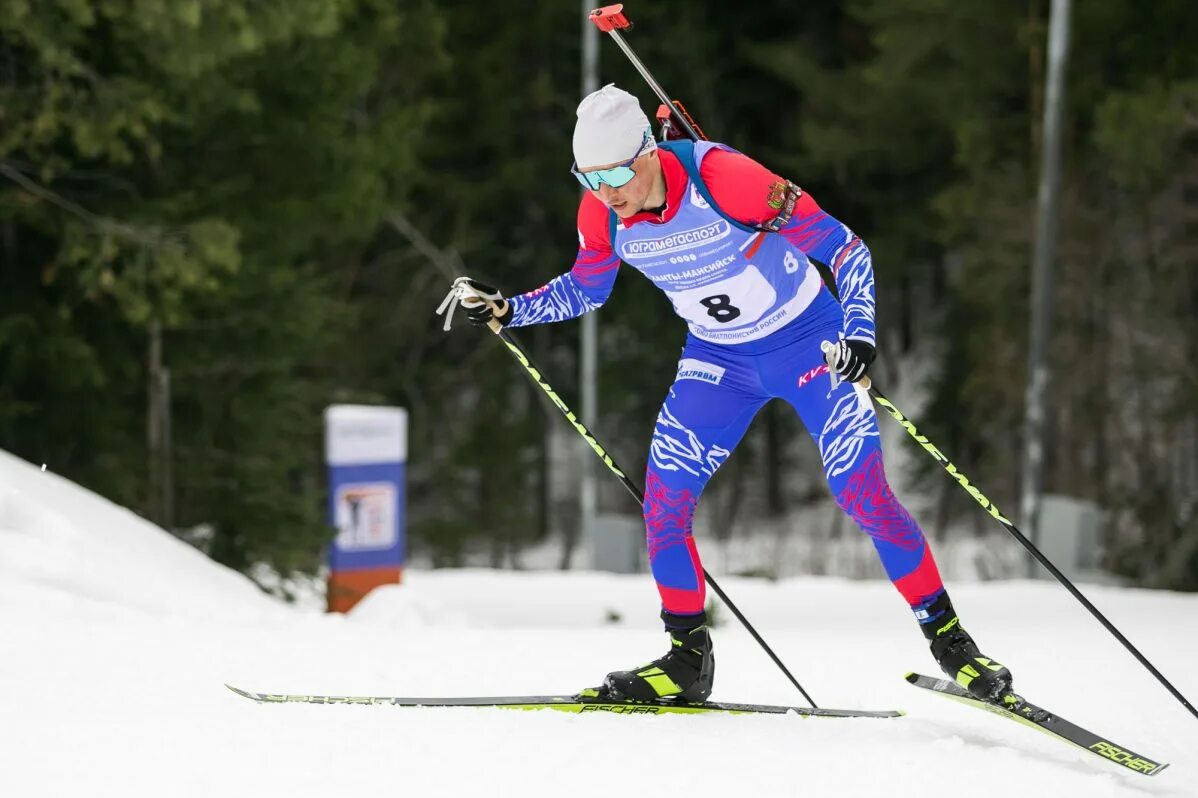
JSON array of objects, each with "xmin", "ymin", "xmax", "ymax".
[{"xmin": 570, "ymin": 133, "xmax": 652, "ymax": 191}]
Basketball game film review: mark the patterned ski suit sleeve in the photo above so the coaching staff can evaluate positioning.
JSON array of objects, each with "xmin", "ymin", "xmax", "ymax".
[
  {"xmin": 701, "ymin": 150, "xmax": 877, "ymax": 346},
  {"xmin": 507, "ymin": 193, "xmax": 620, "ymax": 327}
]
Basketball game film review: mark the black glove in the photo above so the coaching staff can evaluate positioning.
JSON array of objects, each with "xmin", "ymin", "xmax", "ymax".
[
  {"xmin": 827, "ymin": 338, "xmax": 876, "ymax": 384},
  {"xmin": 460, "ymin": 279, "xmax": 513, "ymax": 327},
  {"xmin": 435, "ymin": 276, "xmax": 513, "ymax": 331}
]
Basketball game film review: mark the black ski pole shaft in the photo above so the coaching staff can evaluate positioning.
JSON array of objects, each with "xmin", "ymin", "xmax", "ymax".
[
  {"xmin": 589, "ymin": 5, "xmax": 703, "ymax": 142},
  {"xmin": 489, "ymin": 319, "xmax": 819, "ymax": 708},
  {"xmin": 842, "ymin": 362, "xmax": 1198, "ymax": 722}
]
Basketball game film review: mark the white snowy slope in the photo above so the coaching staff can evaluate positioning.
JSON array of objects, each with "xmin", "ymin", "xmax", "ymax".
[{"xmin": 0, "ymin": 448, "xmax": 1195, "ymax": 798}]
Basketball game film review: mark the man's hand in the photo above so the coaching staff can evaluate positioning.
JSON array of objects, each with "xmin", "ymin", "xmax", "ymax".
[
  {"xmin": 435, "ymin": 277, "xmax": 513, "ymax": 331},
  {"xmin": 826, "ymin": 337, "xmax": 876, "ymax": 384},
  {"xmin": 460, "ymin": 278, "xmax": 513, "ymax": 328}
]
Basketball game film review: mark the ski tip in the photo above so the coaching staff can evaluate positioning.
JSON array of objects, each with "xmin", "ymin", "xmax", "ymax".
[
  {"xmin": 225, "ymin": 684, "xmax": 262, "ymax": 701},
  {"xmin": 903, "ymin": 672, "xmax": 919, "ymax": 684}
]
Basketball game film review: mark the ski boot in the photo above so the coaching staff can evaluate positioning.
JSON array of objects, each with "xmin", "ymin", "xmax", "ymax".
[
  {"xmin": 921, "ymin": 594, "xmax": 1014, "ymax": 704},
  {"xmin": 598, "ymin": 610, "xmax": 715, "ymax": 703}
]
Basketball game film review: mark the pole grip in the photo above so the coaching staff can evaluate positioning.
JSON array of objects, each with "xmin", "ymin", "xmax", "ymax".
[
  {"xmin": 820, "ymin": 340, "xmax": 872, "ymax": 390},
  {"xmin": 589, "ymin": 4, "xmax": 631, "ymax": 32}
]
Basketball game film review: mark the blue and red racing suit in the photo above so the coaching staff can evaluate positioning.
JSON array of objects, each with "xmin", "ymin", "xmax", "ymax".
[{"xmin": 508, "ymin": 140, "xmax": 947, "ymax": 627}]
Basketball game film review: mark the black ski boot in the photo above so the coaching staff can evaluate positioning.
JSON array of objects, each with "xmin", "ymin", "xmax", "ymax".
[
  {"xmin": 921, "ymin": 594, "xmax": 1013, "ymax": 703},
  {"xmin": 598, "ymin": 610, "xmax": 715, "ymax": 703}
]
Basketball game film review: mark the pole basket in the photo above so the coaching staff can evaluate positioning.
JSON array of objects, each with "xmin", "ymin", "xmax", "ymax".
[
  {"xmin": 589, "ymin": 4, "xmax": 631, "ymax": 32},
  {"xmin": 656, "ymin": 101, "xmax": 707, "ymax": 142}
]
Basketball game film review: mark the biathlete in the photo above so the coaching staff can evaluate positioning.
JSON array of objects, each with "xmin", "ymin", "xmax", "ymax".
[{"xmin": 441, "ymin": 84, "xmax": 1013, "ymax": 705}]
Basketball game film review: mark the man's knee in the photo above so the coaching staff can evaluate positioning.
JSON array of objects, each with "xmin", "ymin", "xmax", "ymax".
[{"xmin": 643, "ymin": 470, "xmax": 700, "ymax": 528}]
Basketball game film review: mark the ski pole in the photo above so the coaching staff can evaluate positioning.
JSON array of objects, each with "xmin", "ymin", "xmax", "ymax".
[
  {"xmin": 819, "ymin": 344, "xmax": 1198, "ymax": 723},
  {"xmin": 489, "ymin": 318, "xmax": 820, "ymax": 707}
]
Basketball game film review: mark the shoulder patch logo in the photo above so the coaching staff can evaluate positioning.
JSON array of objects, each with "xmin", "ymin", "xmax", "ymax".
[
  {"xmin": 766, "ymin": 180, "xmax": 790, "ymax": 210},
  {"xmin": 689, "ymin": 184, "xmax": 710, "ymax": 210}
]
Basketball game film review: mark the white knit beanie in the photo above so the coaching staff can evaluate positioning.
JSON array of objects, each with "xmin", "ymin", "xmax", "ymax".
[{"xmin": 572, "ymin": 84, "xmax": 656, "ymax": 169}]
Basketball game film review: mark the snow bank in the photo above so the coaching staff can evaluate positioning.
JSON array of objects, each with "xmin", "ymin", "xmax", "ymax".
[{"xmin": 0, "ymin": 449, "xmax": 280, "ymax": 620}]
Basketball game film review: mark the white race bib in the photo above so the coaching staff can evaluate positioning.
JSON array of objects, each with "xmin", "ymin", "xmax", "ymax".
[{"xmin": 666, "ymin": 265, "xmax": 777, "ymax": 331}]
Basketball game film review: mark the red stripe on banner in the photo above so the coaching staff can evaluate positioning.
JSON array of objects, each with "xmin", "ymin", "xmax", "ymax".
[{"xmin": 328, "ymin": 567, "xmax": 403, "ymax": 613}]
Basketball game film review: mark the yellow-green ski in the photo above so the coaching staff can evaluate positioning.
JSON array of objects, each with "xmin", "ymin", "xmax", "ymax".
[
  {"xmin": 905, "ymin": 672, "xmax": 1168, "ymax": 776},
  {"xmin": 226, "ymin": 684, "xmax": 902, "ymax": 718}
]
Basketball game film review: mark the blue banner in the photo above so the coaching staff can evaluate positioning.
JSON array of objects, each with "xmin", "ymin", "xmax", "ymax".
[
  {"xmin": 325, "ymin": 405, "xmax": 407, "ymax": 573},
  {"xmin": 327, "ymin": 461, "xmax": 405, "ymax": 571}
]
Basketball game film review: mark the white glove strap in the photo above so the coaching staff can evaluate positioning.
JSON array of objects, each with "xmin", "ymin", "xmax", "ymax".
[{"xmin": 435, "ymin": 276, "xmax": 489, "ymax": 332}]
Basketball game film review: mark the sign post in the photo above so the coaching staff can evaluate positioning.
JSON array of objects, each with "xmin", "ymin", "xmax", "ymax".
[{"xmin": 325, "ymin": 405, "xmax": 407, "ymax": 613}]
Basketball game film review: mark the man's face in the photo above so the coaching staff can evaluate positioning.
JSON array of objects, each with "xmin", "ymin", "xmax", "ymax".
[{"xmin": 580, "ymin": 151, "xmax": 659, "ymax": 219}]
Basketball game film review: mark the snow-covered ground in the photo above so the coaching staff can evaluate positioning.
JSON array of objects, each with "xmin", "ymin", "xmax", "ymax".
[{"xmin": 1, "ymin": 448, "xmax": 1195, "ymax": 798}]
